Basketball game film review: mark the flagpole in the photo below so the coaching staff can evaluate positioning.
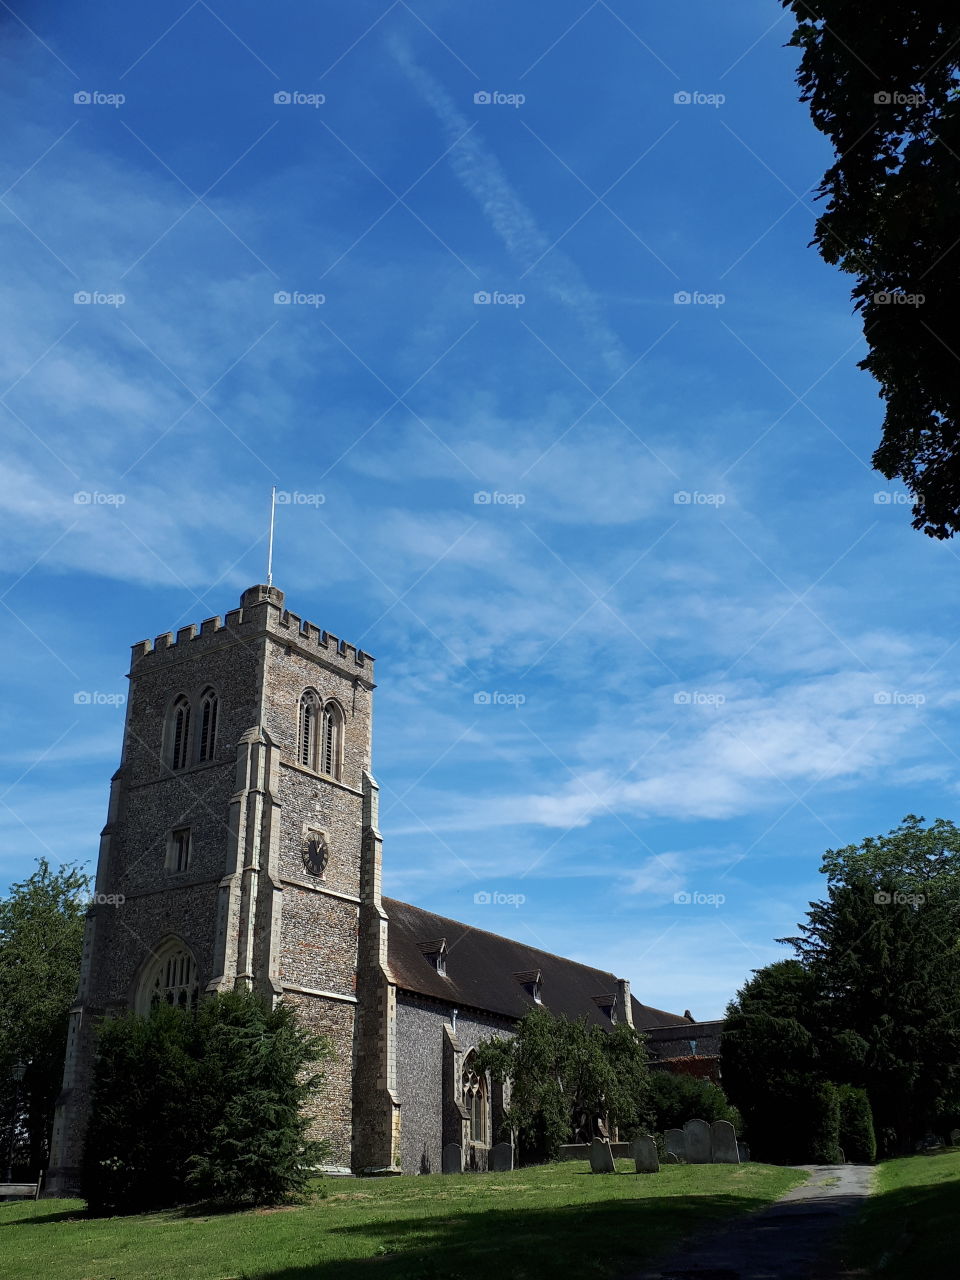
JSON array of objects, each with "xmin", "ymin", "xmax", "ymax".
[{"xmin": 266, "ymin": 486, "xmax": 277, "ymax": 587}]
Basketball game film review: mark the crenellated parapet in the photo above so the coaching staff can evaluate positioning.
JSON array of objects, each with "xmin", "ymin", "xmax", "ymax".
[{"xmin": 130, "ymin": 584, "xmax": 375, "ymax": 678}]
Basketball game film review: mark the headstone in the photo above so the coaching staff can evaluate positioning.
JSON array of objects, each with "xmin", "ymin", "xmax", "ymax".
[
  {"xmin": 631, "ymin": 1134, "xmax": 660, "ymax": 1173},
  {"xmin": 663, "ymin": 1151, "xmax": 680, "ymax": 1164},
  {"xmin": 490, "ymin": 1142, "xmax": 514, "ymax": 1172},
  {"xmin": 684, "ymin": 1118, "xmax": 712, "ymax": 1164},
  {"xmin": 737, "ymin": 1142, "xmax": 750, "ymax": 1163},
  {"xmin": 664, "ymin": 1128, "xmax": 686, "ymax": 1161},
  {"xmin": 441, "ymin": 1142, "xmax": 462, "ymax": 1174},
  {"xmin": 589, "ymin": 1137, "xmax": 616, "ymax": 1173},
  {"xmin": 950, "ymin": 1129, "xmax": 960, "ymax": 1147},
  {"xmin": 711, "ymin": 1119, "xmax": 740, "ymax": 1164}
]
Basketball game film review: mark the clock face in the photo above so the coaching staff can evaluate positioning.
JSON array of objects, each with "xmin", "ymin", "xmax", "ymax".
[{"xmin": 302, "ymin": 833, "xmax": 329, "ymax": 877}]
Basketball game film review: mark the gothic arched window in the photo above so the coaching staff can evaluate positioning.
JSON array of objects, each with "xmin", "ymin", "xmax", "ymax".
[
  {"xmin": 135, "ymin": 938, "xmax": 200, "ymax": 1014},
  {"xmin": 169, "ymin": 695, "xmax": 191, "ymax": 771},
  {"xmin": 298, "ymin": 690, "xmax": 320, "ymax": 768},
  {"xmin": 462, "ymin": 1052, "xmax": 489, "ymax": 1146},
  {"xmin": 320, "ymin": 700, "xmax": 343, "ymax": 779},
  {"xmin": 197, "ymin": 687, "xmax": 218, "ymax": 762}
]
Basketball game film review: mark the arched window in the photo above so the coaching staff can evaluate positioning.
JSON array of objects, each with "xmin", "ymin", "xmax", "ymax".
[
  {"xmin": 197, "ymin": 687, "xmax": 218, "ymax": 762},
  {"xmin": 462, "ymin": 1052, "xmax": 488, "ymax": 1146},
  {"xmin": 298, "ymin": 691, "xmax": 320, "ymax": 768},
  {"xmin": 169, "ymin": 695, "xmax": 191, "ymax": 770},
  {"xmin": 320, "ymin": 700, "xmax": 343, "ymax": 779},
  {"xmin": 135, "ymin": 938, "xmax": 200, "ymax": 1014}
]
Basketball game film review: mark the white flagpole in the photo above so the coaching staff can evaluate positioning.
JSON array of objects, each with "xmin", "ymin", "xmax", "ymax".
[{"xmin": 266, "ymin": 486, "xmax": 277, "ymax": 587}]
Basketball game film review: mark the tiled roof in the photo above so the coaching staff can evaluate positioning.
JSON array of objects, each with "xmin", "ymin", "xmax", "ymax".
[{"xmin": 383, "ymin": 897, "xmax": 689, "ymax": 1030}]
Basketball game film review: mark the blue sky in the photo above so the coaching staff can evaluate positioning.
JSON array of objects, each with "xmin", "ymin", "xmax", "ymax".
[{"xmin": 3, "ymin": 0, "xmax": 959, "ymax": 1019}]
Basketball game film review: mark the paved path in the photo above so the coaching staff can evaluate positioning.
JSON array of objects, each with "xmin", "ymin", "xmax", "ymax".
[{"xmin": 629, "ymin": 1164, "xmax": 875, "ymax": 1280}]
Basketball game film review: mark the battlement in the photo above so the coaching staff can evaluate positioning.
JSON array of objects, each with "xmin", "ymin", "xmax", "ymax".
[{"xmin": 130, "ymin": 584, "xmax": 374, "ymax": 674}]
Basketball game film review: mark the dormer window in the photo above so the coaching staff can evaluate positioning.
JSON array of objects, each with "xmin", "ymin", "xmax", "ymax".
[
  {"xmin": 515, "ymin": 969, "xmax": 542, "ymax": 1003},
  {"xmin": 419, "ymin": 938, "xmax": 448, "ymax": 976},
  {"xmin": 593, "ymin": 994, "xmax": 617, "ymax": 1022}
]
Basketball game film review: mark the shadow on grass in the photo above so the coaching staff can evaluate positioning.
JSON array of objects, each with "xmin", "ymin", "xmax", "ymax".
[
  {"xmin": 244, "ymin": 1193, "xmax": 774, "ymax": 1280},
  {"xmin": 0, "ymin": 1208, "xmax": 84, "ymax": 1227},
  {"xmin": 839, "ymin": 1159, "xmax": 960, "ymax": 1279}
]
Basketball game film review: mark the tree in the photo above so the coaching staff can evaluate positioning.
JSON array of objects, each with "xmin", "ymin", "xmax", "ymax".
[
  {"xmin": 474, "ymin": 1008, "xmax": 651, "ymax": 1162},
  {"xmin": 82, "ymin": 990, "xmax": 329, "ymax": 1213},
  {"xmin": 781, "ymin": 3, "xmax": 960, "ymax": 537},
  {"xmin": 0, "ymin": 859, "xmax": 90, "ymax": 1175},
  {"xmin": 646, "ymin": 1071, "xmax": 740, "ymax": 1133}
]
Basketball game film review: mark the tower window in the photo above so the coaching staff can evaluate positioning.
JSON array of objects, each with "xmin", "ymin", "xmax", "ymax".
[
  {"xmin": 298, "ymin": 691, "xmax": 320, "ymax": 768},
  {"xmin": 320, "ymin": 701, "xmax": 343, "ymax": 779},
  {"xmin": 197, "ymin": 687, "xmax": 218, "ymax": 762},
  {"xmin": 169, "ymin": 695, "xmax": 191, "ymax": 770},
  {"xmin": 136, "ymin": 939, "xmax": 199, "ymax": 1014},
  {"xmin": 168, "ymin": 827, "xmax": 191, "ymax": 873}
]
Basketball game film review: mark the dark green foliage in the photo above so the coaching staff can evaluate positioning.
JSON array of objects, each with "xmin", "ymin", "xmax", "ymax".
[
  {"xmin": 837, "ymin": 1085, "xmax": 877, "ymax": 1164},
  {"xmin": 0, "ymin": 859, "xmax": 90, "ymax": 1176},
  {"xmin": 645, "ymin": 1072, "xmax": 739, "ymax": 1134},
  {"xmin": 82, "ymin": 990, "xmax": 329, "ymax": 1213},
  {"xmin": 474, "ymin": 1008, "xmax": 651, "ymax": 1162},
  {"xmin": 781, "ymin": 4, "xmax": 960, "ymax": 538},
  {"xmin": 723, "ymin": 818, "xmax": 960, "ymax": 1161},
  {"xmin": 806, "ymin": 1080, "xmax": 842, "ymax": 1165}
]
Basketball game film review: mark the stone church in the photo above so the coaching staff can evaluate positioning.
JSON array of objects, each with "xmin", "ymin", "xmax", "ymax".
[{"xmin": 47, "ymin": 584, "xmax": 713, "ymax": 1193}]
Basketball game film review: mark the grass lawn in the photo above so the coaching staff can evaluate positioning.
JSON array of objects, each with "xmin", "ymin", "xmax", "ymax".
[
  {"xmin": 0, "ymin": 1161, "xmax": 804, "ymax": 1280},
  {"xmin": 839, "ymin": 1147, "xmax": 960, "ymax": 1278}
]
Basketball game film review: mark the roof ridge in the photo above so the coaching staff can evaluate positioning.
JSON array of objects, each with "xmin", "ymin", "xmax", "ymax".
[{"xmin": 382, "ymin": 895, "xmax": 625, "ymax": 983}]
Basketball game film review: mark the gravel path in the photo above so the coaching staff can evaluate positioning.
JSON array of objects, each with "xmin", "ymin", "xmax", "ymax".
[{"xmin": 628, "ymin": 1163, "xmax": 875, "ymax": 1280}]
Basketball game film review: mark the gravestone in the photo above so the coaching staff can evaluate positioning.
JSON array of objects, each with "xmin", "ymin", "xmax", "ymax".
[
  {"xmin": 711, "ymin": 1119, "xmax": 740, "ymax": 1164},
  {"xmin": 663, "ymin": 1151, "xmax": 680, "ymax": 1164},
  {"xmin": 951, "ymin": 1129, "xmax": 960, "ymax": 1147},
  {"xmin": 631, "ymin": 1134, "xmax": 660, "ymax": 1173},
  {"xmin": 589, "ymin": 1137, "xmax": 616, "ymax": 1173},
  {"xmin": 664, "ymin": 1128, "xmax": 686, "ymax": 1161},
  {"xmin": 490, "ymin": 1142, "xmax": 514, "ymax": 1172},
  {"xmin": 441, "ymin": 1142, "xmax": 462, "ymax": 1174},
  {"xmin": 737, "ymin": 1142, "xmax": 750, "ymax": 1163},
  {"xmin": 684, "ymin": 1118, "xmax": 712, "ymax": 1164}
]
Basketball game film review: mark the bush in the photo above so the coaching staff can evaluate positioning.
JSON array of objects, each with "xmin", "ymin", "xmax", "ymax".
[
  {"xmin": 837, "ymin": 1084, "xmax": 877, "ymax": 1163},
  {"xmin": 807, "ymin": 1080, "xmax": 842, "ymax": 1164},
  {"xmin": 81, "ymin": 991, "xmax": 329, "ymax": 1214},
  {"xmin": 646, "ymin": 1071, "xmax": 739, "ymax": 1134}
]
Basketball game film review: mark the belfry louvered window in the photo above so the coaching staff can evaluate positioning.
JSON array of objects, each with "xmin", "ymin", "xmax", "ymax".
[
  {"xmin": 170, "ymin": 695, "xmax": 191, "ymax": 770},
  {"xmin": 320, "ymin": 701, "xmax": 342, "ymax": 779},
  {"xmin": 197, "ymin": 687, "xmax": 218, "ymax": 762},
  {"xmin": 299, "ymin": 691, "xmax": 320, "ymax": 767}
]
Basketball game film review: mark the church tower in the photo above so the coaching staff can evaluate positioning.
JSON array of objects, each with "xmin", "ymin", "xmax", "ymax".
[{"xmin": 47, "ymin": 585, "xmax": 401, "ymax": 1194}]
